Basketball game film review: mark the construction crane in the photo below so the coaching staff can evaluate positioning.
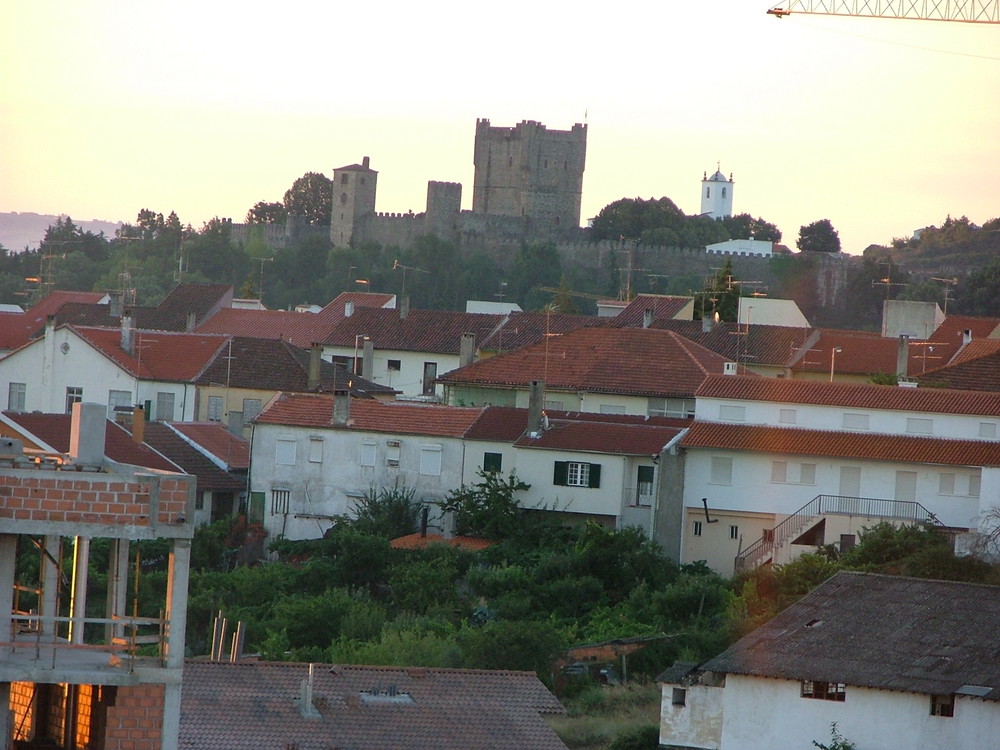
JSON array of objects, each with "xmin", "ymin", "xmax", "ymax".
[{"xmin": 768, "ymin": 1, "xmax": 1000, "ymax": 23}]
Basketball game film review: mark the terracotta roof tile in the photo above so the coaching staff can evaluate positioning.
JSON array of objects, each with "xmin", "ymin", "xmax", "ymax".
[
  {"xmin": 144, "ymin": 283, "xmax": 232, "ymax": 330},
  {"xmin": 480, "ymin": 311, "xmax": 607, "ymax": 353},
  {"xmin": 658, "ymin": 320, "xmax": 814, "ymax": 367},
  {"xmin": 696, "ymin": 373, "xmax": 1000, "ymax": 417},
  {"xmin": 1, "ymin": 412, "xmax": 179, "ymax": 471},
  {"xmin": 179, "ymin": 660, "xmax": 567, "ymax": 750},
  {"xmin": 257, "ymin": 394, "xmax": 486, "ymax": 437},
  {"xmin": 681, "ymin": 421, "xmax": 1000, "ymax": 466},
  {"xmin": 515, "ymin": 418, "xmax": 683, "ymax": 455},
  {"xmin": 195, "ymin": 307, "xmax": 338, "ymax": 347},
  {"xmin": 0, "ymin": 291, "xmax": 105, "ymax": 350},
  {"xmin": 131, "ymin": 423, "xmax": 246, "ymax": 491},
  {"xmin": 928, "ymin": 314, "xmax": 1000, "ymax": 364},
  {"xmin": 440, "ymin": 327, "xmax": 734, "ymax": 398},
  {"xmin": 323, "ymin": 308, "xmax": 504, "ymax": 354},
  {"xmin": 72, "ymin": 326, "xmax": 229, "ymax": 381},
  {"xmin": 168, "ymin": 422, "xmax": 250, "ymax": 470},
  {"xmin": 918, "ymin": 340, "xmax": 1000, "ymax": 392},
  {"xmin": 613, "ymin": 294, "xmax": 694, "ymax": 326}
]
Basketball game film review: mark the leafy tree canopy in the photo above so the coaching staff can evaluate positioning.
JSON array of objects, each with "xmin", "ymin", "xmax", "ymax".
[
  {"xmin": 246, "ymin": 200, "xmax": 288, "ymax": 225},
  {"xmin": 797, "ymin": 218, "xmax": 841, "ymax": 253},
  {"xmin": 283, "ymin": 172, "xmax": 333, "ymax": 226}
]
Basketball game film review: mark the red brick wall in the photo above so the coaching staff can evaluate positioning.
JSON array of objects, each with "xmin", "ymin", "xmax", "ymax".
[
  {"xmin": 0, "ymin": 473, "xmax": 190, "ymax": 528},
  {"xmin": 104, "ymin": 683, "xmax": 164, "ymax": 750}
]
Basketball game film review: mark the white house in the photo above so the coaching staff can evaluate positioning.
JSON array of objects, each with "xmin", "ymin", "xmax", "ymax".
[
  {"xmin": 668, "ymin": 375, "xmax": 1000, "ymax": 574},
  {"xmin": 0, "ymin": 317, "xmax": 228, "ymax": 422},
  {"xmin": 249, "ymin": 394, "xmax": 485, "ymax": 540},
  {"xmin": 658, "ymin": 571, "xmax": 1000, "ymax": 750}
]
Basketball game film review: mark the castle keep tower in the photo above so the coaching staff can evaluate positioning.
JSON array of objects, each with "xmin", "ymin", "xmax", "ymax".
[
  {"xmin": 472, "ymin": 119, "xmax": 587, "ymax": 229},
  {"xmin": 330, "ymin": 156, "xmax": 378, "ymax": 247},
  {"xmin": 700, "ymin": 166, "xmax": 734, "ymax": 218}
]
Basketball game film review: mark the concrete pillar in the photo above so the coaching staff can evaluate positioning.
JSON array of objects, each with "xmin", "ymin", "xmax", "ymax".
[
  {"xmin": 0, "ymin": 683, "xmax": 10, "ymax": 750},
  {"xmin": 41, "ymin": 535, "xmax": 60, "ymax": 638},
  {"xmin": 69, "ymin": 537, "xmax": 90, "ymax": 644},
  {"xmin": 165, "ymin": 538, "xmax": 191, "ymax": 669},
  {"xmin": 69, "ymin": 402, "xmax": 107, "ymax": 467},
  {"xmin": 361, "ymin": 339, "xmax": 374, "ymax": 381},
  {"xmin": 105, "ymin": 539, "xmax": 130, "ymax": 645},
  {"xmin": 0, "ymin": 535, "xmax": 17, "ymax": 642},
  {"xmin": 161, "ymin": 683, "xmax": 182, "ymax": 750}
]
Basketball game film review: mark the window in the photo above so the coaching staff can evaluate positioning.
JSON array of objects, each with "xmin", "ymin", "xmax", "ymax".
[
  {"xmin": 979, "ymin": 422, "xmax": 997, "ymax": 439},
  {"xmin": 600, "ymin": 404, "xmax": 626, "ymax": 415},
  {"xmin": 207, "ymin": 395, "xmax": 224, "ymax": 422},
  {"xmin": 553, "ymin": 461, "xmax": 601, "ymax": 488},
  {"xmin": 895, "ymin": 470, "xmax": 917, "ymax": 502},
  {"xmin": 243, "ymin": 398, "xmax": 262, "ymax": 424},
  {"xmin": 275, "ymin": 438, "xmax": 297, "ymax": 466},
  {"xmin": 706, "ymin": 187, "xmax": 711, "ymax": 199},
  {"xmin": 155, "ymin": 392, "xmax": 175, "ymax": 421},
  {"xmin": 710, "ymin": 456, "xmax": 732, "ymax": 485},
  {"xmin": 907, "ymin": 417, "xmax": 933, "ymax": 435},
  {"xmin": 108, "ymin": 390, "xmax": 131, "ymax": 419},
  {"xmin": 361, "ymin": 440, "xmax": 377, "ymax": 467},
  {"xmin": 843, "ymin": 412, "xmax": 869, "ymax": 430},
  {"xmin": 341, "ymin": 173, "xmax": 349, "ymax": 185},
  {"xmin": 969, "ymin": 471, "xmax": 982, "ymax": 498},
  {"xmin": 386, "ymin": 441, "xmax": 401, "ymax": 468},
  {"xmin": 930, "ymin": 694, "xmax": 954, "ymax": 717},
  {"xmin": 672, "ymin": 688, "xmax": 687, "ymax": 706},
  {"xmin": 730, "ymin": 525, "xmax": 739, "ymax": 540},
  {"xmin": 939, "ymin": 472, "xmax": 956, "ymax": 495},
  {"xmin": 544, "ymin": 399, "xmax": 565, "ymax": 411},
  {"xmin": 270, "ymin": 488, "xmax": 290, "ymax": 515},
  {"xmin": 637, "ymin": 465, "xmax": 655, "ymax": 505},
  {"xmin": 65, "ymin": 386, "xmax": 83, "ymax": 413},
  {"xmin": 7, "ymin": 383, "xmax": 25, "ymax": 412},
  {"xmin": 801, "ymin": 681, "xmax": 846, "ymax": 702},
  {"xmin": 771, "ymin": 461, "xmax": 815, "ymax": 484},
  {"xmin": 799, "ymin": 463, "xmax": 816, "ymax": 484},
  {"xmin": 693, "ymin": 521, "xmax": 703, "ymax": 536},
  {"xmin": 309, "ymin": 437, "xmax": 324, "ymax": 463},
  {"xmin": 771, "ymin": 461, "xmax": 788, "ymax": 483},
  {"xmin": 719, "ymin": 405, "xmax": 745, "ymax": 422},
  {"xmin": 779, "ymin": 408, "xmax": 796, "ymax": 424},
  {"xmin": 721, "ymin": 187, "xmax": 727, "ymax": 199},
  {"xmin": 839, "ymin": 466, "xmax": 861, "ymax": 497},
  {"xmin": 419, "ymin": 444, "xmax": 442, "ymax": 476},
  {"xmin": 647, "ymin": 397, "xmax": 694, "ymax": 418},
  {"xmin": 387, "ymin": 359, "xmax": 401, "ymax": 372},
  {"xmin": 422, "ymin": 362, "xmax": 438, "ymax": 396},
  {"xmin": 483, "ymin": 452, "xmax": 503, "ymax": 473}
]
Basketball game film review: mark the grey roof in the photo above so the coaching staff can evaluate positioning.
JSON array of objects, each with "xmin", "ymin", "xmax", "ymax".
[
  {"xmin": 179, "ymin": 661, "xmax": 567, "ymax": 750},
  {"xmin": 702, "ymin": 571, "xmax": 1000, "ymax": 700}
]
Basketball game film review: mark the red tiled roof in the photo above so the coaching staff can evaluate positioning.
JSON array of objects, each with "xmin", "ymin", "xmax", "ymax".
[
  {"xmin": 144, "ymin": 283, "xmax": 232, "ymax": 330},
  {"xmin": 130, "ymin": 423, "xmax": 246, "ymax": 491},
  {"xmin": 918, "ymin": 340, "xmax": 1000, "ymax": 392},
  {"xmin": 658, "ymin": 320, "xmax": 815, "ymax": 367},
  {"xmin": 941, "ymin": 338, "xmax": 1000, "ymax": 368},
  {"xmin": 514, "ymin": 418, "xmax": 682, "ymax": 455},
  {"xmin": 320, "ymin": 291, "xmax": 396, "ymax": 315},
  {"xmin": 789, "ymin": 329, "xmax": 902, "ymax": 377},
  {"xmin": 439, "ymin": 327, "xmax": 734, "ymax": 398},
  {"xmin": 390, "ymin": 533, "xmax": 496, "ymax": 550},
  {"xmin": 323, "ymin": 308, "xmax": 504, "ymax": 354},
  {"xmin": 166, "ymin": 422, "xmax": 251, "ymax": 471},
  {"xmin": 257, "ymin": 394, "xmax": 485, "ymax": 437},
  {"xmin": 196, "ymin": 308, "xmax": 336, "ymax": 347},
  {"xmin": 464, "ymin": 407, "xmax": 689, "ymax": 444},
  {"xmin": 928, "ymin": 315, "xmax": 1000, "ymax": 364},
  {"xmin": 179, "ymin": 660, "xmax": 567, "ymax": 750},
  {"xmin": 72, "ymin": 326, "xmax": 229, "ymax": 381},
  {"xmin": 681, "ymin": 421, "xmax": 1000, "ymax": 467},
  {"xmin": 1, "ymin": 412, "xmax": 178, "ymax": 471},
  {"xmin": 479, "ymin": 311, "xmax": 606, "ymax": 353},
  {"xmin": 696, "ymin": 373, "xmax": 1000, "ymax": 417},
  {"xmin": 0, "ymin": 291, "xmax": 105, "ymax": 350},
  {"xmin": 613, "ymin": 294, "xmax": 694, "ymax": 326}
]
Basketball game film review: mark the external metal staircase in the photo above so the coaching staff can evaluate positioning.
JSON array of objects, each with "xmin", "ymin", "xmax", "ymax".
[{"xmin": 734, "ymin": 494, "xmax": 942, "ymax": 572}]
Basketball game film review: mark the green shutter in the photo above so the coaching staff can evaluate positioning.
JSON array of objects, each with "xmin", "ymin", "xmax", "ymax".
[
  {"xmin": 248, "ymin": 492, "xmax": 265, "ymax": 523},
  {"xmin": 553, "ymin": 461, "xmax": 569, "ymax": 486},
  {"xmin": 588, "ymin": 463, "xmax": 602, "ymax": 488}
]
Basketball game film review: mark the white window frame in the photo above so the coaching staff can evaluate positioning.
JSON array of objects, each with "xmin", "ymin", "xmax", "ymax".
[
  {"xmin": 939, "ymin": 472, "xmax": 956, "ymax": 495},
  {"xmin": 567, "ymin": 461, "xmax": 591, "ymax": 487},
  {"xmin": 108, "ymin": 389, "xmax": 131, "ymax": 420},
  {"xmin": 599, "ymin": 404, "xmax": 626, "ymax": 415},
  {"xmin": 308, "ymin": 436, "xmax": 324, "ymax": 464},
  {"xmin": 710, "ymin": 456, "xmax": 733, "ymax": 485},
  {"xmin": 360, "ymin": 439, "xmax": 377, "ymax": 467},
  {"xmin": 207, "ymin": 395, "xmax": 224, "ymax": 422},
  {"xmin": 66, "ymin": 386, "xmax": 83, "ymax": 414},
  {"xmin": 243, "ymin": 398, "xmax": 262, "ymax": 424},
  {"xmin": 719, "ymin": 404, "xmax": 745, "ymax": 422},
  {"xmin": 8, "ymin": 383, "xmax": 26, "ymax": 412},
  {"xmin": 906, "ymin": 417, "xmax": 933, "ymax": 435},
  {"xmin": 979, "ymin": 422, "xmax": 997, "ymax": 439},
  {"xmin": 155, "ymin": 391, "xmax": 175, "ymax": 421},
  {"xmin": 419, "ymin": 444, "xmax": 443, "ymax": 476},
  {"xmin": 275, "ymin": 438, "xmax": 297, "ymax": 466},
  {"xmin": 842, "ymin": 412, "xmax": 869, "ymax": 430},
  {"xmin": 778, "ymin": 408, "xmax": 796, "ymax": 425}
]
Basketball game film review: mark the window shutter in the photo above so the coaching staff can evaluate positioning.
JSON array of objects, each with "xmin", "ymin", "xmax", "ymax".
[
  {"xmin": 588, "ymin": 463, "xmax": 602, "ymax": 488},
  {"xmin": 553, "ymin": 461, "xmax": 569, "ymax": 486}
]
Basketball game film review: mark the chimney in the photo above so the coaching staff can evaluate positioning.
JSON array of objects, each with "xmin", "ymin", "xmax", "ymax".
[
  {"xmin": 120, "ymin": 311, "xmax": 134, "ymax": 356},
  {"xmin": 643, "ymin": 309, "xmax": 654, "ymax": 329},
  {"xmin": 459, "ymin": 332, "xmax": 476, "ymax": 368},
  {"xmin": 399, "ymin": 296, "xmax": 410, "ymax": 320},
  {"xmin": 308, "ymin": 343, "xmax": 322, "ymax": 390},
  {"xmin": 345, "ymin": 300, "xmax": 355, "ymax": 317},
  {"xmin": 896, "ymin": 334, "xmax": 910, "ymax": 378},
  {"xmin": 131, "ymin": 404, "xmax": 145, "ymax": 445},
  {"xmin": 186, "ymin": 311, "xmax": 196, "ymax": 331},
  {"xmin": 362, "ymin": 156, "xmax": 370, "ymax": 169},
  {"xmin": 963, "ymin": 329, "xmax": 973, "ymax": 346},
  {"xmin": 333, "ymin": 390, "xmax": 350, "ymax": 425},
  {"xmin": 298, "ymin": 664, "xmax": 320, "ymax": 718},
  {"xmin": 527, "ymin": 380, "xmax": 545, "ymax": 433},
  {"xmin": 702, "ymin": 310, "xmax": 717, "ymax": 334},
  {"xmin": 69, "ymin": 402, "xmax": 107, "ymax": 468},
  {"xmin": 360, "ymin": 338, "xmax": 374, "ymax": 380},
  {"xmin": 109, "ymin": 294, "xmax": 122, "ymax": 318}
]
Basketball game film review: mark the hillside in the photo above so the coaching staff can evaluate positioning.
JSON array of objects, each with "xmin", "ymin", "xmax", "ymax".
[{"xmin": 0, "ymin": 212, "xmax": 121, "ymax": 251}]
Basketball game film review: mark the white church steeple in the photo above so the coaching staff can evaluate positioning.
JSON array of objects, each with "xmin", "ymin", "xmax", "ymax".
[{"xmin": 700, "ymin": 164, "xmax": 734, "ymax": 218}]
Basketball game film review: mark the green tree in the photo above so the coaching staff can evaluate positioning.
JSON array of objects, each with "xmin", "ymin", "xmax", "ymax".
[
  {"xmin": 510, "ymin": 241, "xmax": 562, "ymax": 308},
  {"xmin": 695, "ymin": 258, "xmax": 741, "ymax": 322},
  {"xmin": 246, "ymin": 201, "xmax": 287, "ymax": 224},
  {"xmin": 459, "ymin": 619, "xmax": 566, "ymax": 678},
  {"xmin": 283, "ymin": 172, "xmax": 333, "ymax": 226},
  {"xmin": 351, "ymin": 482, "xmax": 421, "ymax": 539},
  {"xmin": 797, "ymin": 219, "xmax": 841, "ymax": 253},
  {"xmin": 608, "ymin": 725, "xmax": 660, "ymax": 750},
  {"xmin": 590, "ymin": 197, "xmax": 685, "ymax": 241},
  {"xmin": 439, "ymin": 470, "xmax": 531, "ymax": 539},
  {"xmin": 954, "ymin": 256, "xmax": 1000, "ymax": 316},
  {"xmin": 721, "ymin": 213, "xmax": 782, "ymax": 242}
]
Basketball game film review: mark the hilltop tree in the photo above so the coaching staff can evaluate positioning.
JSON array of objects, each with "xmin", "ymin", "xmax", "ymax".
[
  {"xmin": 797, "ymin": 219, "xmax": 841, "ymax": 254},
  {"xmin": 283, "ymin": 172, "xmax": 333, "ymax": 226},
  {"xmin": 246, "ymin": 201, "xmax": 287, "ymax": 225}
]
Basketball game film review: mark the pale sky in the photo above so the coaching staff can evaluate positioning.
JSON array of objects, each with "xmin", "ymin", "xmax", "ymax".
[{"xmin": 2, "ymin": 1, "xmax": 998, "ymax": 254}]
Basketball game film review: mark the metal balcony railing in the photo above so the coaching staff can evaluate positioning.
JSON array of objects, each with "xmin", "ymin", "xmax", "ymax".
[{"xmin": 735, "ymin": 494, "xmax": 942, "ymax": 572}]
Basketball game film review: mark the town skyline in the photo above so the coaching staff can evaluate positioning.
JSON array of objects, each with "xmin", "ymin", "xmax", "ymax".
[{"xmin": 2, "ymin": 1, "xmax": 998, "ymax": 255}]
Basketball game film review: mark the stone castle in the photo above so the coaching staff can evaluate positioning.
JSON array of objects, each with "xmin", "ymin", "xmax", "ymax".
[{"xmin": 329, "ymin": 118, "xmax": 588, "ymax": 250}]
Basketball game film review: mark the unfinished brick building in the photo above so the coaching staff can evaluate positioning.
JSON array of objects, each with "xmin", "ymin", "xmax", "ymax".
[{"xmin": 0, "ymin": 402, "xmax": 194, "ymax": 750}]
